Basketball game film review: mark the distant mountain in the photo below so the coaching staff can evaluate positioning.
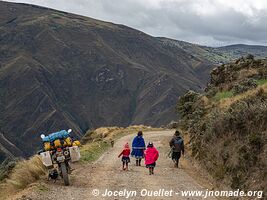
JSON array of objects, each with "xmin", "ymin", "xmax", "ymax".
[
  {"xmin": 159, "ymin": 38, "xmax": 267, "ymax": 64},
  {"xmin": 0, "ymin": 1, "xmax": 267, "ymax": 161}
]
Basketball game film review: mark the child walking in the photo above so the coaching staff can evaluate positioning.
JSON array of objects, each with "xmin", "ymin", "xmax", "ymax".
[
  {"xmin": 144, "ymin": 142, "xmax": 159, "ymax": 175},
  {"xmin": 118, "ymin": 142, "xmax": 131, "ymax": 170}
]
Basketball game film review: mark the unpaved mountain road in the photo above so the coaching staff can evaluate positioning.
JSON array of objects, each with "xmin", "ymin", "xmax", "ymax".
[{"xmin": 12, "ymin": 130, "xmax": 217, "ymax": 200}]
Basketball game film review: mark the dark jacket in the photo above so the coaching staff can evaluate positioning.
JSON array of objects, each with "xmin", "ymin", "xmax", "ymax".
[{"xmin": 169, "ymin": 136, "xmax": 184, "ymax": 154}]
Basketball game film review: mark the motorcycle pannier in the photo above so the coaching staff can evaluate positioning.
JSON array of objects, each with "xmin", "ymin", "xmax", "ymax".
[
  {"xmin": 69, "ymin": 146, "xmax": 81, "ymax": 162},
  {"xmin": 40, "ymin": 151, "xmax": 53, "ymax": 167}
]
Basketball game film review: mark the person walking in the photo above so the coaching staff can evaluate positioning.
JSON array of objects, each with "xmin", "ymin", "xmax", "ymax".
[
  {"xmin": 118, "ymin": 142, "xmax": 131, "ymax": 170},
  {"xmin": 144, "ymin": 142, "xmax": 159, "ymax": 175},
  {"xmin": 169, "ymin": 130, "xmax": 184, "ymax": 168},
  {"xmin": 131, "ymin": 131, "xmax": 146, "ymax": 166}
]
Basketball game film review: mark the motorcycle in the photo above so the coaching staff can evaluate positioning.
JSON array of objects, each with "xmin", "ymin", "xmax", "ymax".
[
  {"xmin": 52, "ymin": 147, "xmax": 71, "ymax": 185},
  {"xmin": 39, "ymin": 129, "xmax": 80, "ymax": 186}
]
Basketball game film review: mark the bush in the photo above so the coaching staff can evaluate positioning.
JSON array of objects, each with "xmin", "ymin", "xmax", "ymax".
[
  {"xmin": 0, "ymin": 159, "xmax": 18, "ymax": 181},
  {"xmin": 232, "ymin": 78, "xmax": 257, "ymax": 94},
  {"xmin": 258, "ymin": 67, "xmax": 267, "ymax": 79},
  {"xmin": 246, "ymin": 54, "xmax": 254, "ymax": 60},
  {"xmin": 177, "ymin": 90, "xmax": 202, "ymax": 118},
  {"xmin": 205, "ymin": 88, "xmax": 217, "ymax": 98}
]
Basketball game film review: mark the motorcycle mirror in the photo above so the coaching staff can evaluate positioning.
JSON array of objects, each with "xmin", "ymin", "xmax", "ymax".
[
  {"xmin": 40, "ymin": 134, "xmax": 45, "ymax": 139},
  {"xmin": 67, "ymin": 129, "xmax": 72, "ymax": 133}
]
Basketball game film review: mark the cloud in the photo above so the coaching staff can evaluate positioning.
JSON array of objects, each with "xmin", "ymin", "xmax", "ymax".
[{"xmin": 5, "ymin": 0, "xmax": 267, "ymax": 46}]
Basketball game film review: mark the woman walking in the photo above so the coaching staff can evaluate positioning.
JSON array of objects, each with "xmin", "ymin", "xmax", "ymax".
[{"xmin": 131, "ymin": 131, "xmax": 146, "ymax": 166}]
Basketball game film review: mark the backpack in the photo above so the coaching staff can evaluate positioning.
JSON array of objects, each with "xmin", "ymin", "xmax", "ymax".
[{"xmin": 173, "ymin": 137, "xmax": 183, "ymax": 152}]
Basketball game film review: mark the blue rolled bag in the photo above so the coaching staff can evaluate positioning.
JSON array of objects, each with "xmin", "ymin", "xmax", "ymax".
[{"xmin": 42, "ymin": 130, "xmax": 70, "ymax": 142}]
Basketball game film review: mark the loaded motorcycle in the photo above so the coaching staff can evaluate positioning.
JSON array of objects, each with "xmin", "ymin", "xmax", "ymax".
[{"xmin": 40, "ymin": 129, "xmax": 81, "ymax": 186}]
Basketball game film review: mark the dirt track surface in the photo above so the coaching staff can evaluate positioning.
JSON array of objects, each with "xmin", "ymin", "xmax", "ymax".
[{"xmin": 11, "ymin": 130, "xmax": 217, "ymax": 200}]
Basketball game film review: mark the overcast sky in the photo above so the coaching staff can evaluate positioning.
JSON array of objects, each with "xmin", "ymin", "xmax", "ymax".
[{"xmin": 5, "ymin": 0, "xmax": 267, "ymax": 46}]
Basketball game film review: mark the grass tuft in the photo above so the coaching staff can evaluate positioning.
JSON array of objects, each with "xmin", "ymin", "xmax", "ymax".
[
  {"xmin": 256, "ymin": 79, "xmax": 267, "ymax": 86},
  {"xmin": 5, "ymin": 156, "xmax": 47, "ymax": 190},
  {"xmin": 213, "ymin": 91, "xmax": 234, "ymax": 101},
  {"xmin": 80, "ymin": 141, "xmax": 110, "ymax": 162}
]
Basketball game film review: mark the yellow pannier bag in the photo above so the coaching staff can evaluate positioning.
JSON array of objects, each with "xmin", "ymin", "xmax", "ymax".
[
  {"xmin": 72, "ymin": 140, "xmax": 81, "ymax": 147},
  {"xmin": 54, "ymin": 139, "xmax": 62, "ymax": 148},
  {"xmin": 44, "ymin": 142, "xmax": 51, "ymax": 151},
  {"xmin": 64, "ymin": 137, "xmax": 72, "ymax": 147}
]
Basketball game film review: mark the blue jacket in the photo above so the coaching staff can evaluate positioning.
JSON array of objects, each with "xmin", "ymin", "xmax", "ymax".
[{"xmin": 131, "ymin": 136, "xmax": 146, "ymax": 158}]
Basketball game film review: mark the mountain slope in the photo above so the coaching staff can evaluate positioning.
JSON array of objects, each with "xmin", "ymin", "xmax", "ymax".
[
  {"xmin": 1, "ymin": 1, "xmax": 267, "ymax": 161},
  {"xmin": 159, "ymin": 38, "xmax": 267, "ymax": 65},
  {"xmin": 0, "ymin": 1, "xmax": 212, "ymax": 160}
]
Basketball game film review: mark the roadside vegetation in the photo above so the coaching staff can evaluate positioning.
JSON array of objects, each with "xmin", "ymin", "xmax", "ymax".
[
  {"xmin": 0, "ymin": 156, "xmax": 46, "ymax": 199},
  {"xmin": 177, "ymin": 55, "xmax": 267, "ymax": 193},
  {"xmin": 213, "ymin": 91, "xmax": 234, "ymax": 101},
  {"xmin": 0, "ymin": 159, "xmax": 18, "ymax": 181},
  {"xmin": 5, "ymin": 156, "xmax": 46, "ymax": 189},
  {"xmin": 256, "ymin": 78, "xmax": 267, "ymax": 85}
]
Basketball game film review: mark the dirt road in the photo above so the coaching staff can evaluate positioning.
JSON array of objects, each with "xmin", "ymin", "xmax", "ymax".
[{"xmin": 12, "ymin": 130, "xmax": 217, "ymax": 200}]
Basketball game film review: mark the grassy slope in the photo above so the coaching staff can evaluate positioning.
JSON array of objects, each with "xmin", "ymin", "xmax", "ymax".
[
  {"xmin": 217, "ymin": 82, "xmax": 267, "ymax": 108},
  {"xmin": 209, "ymin": 79, "xmax": 267, "ymax": 108},
  {"xmin": 178, "ymin": 82, "xmax": 267, "ymax": 193}
]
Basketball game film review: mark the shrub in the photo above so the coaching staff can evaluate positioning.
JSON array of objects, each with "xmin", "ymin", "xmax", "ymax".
[
  {"xmin": 6, "ymin": 156, "xmax": 47, "ymax": 189},
  {"xmin": 0, "ymin": 159, "xmax": 18, "ymax": 181},
  {"xmin": 246, "ymin": 54, "xmax": 254, "ymax": 60},
  {"xmin": 205, "ymin": 87, "xmax": 218, "ymax": 98},
  {"xmin": 258, "ymin": 67, "xmax": 267, "ymax": 79},
  {"xmin": 232, "ymin": 78, "xmax": 257, "ymax": 94},
  {"xmin": 176, "ymin": 90, "xmax": 202, "ymax": 118}
]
